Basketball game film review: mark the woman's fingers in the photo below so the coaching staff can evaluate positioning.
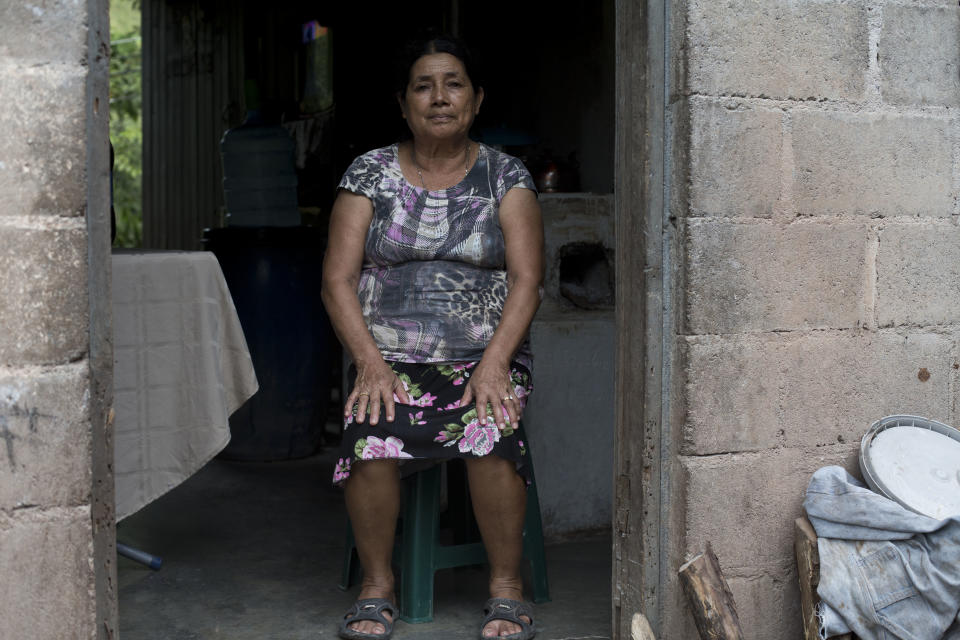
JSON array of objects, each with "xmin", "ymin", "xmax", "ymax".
[
  {"xmin": 462, "ymin": 370, "xmax": 522, "ymax": 430},
  {"xmin": 354, "ymin": 391, "xmax": 370, "ymax": 424},
  {"xmin": 352, "ymin": 362, "xmax": 522, "ymax": 430},
  {"xmin": 459, "ymin": 385, "xmax": 474, "ymax": 416},
  {"xmin": 380, "ymin": 376, "xmax": 412, "ymax": 424},
  {"xmin": 376, "ymin": 373, "xmax": 413, "ymax": 424},
  {"xmin": 492, "ymin": 394, "xmax": 518, "ymax": 430},
  {"xmin": 475, "ymin": 388, "xmax": 488, "ymax": 426},
  {"xmin": 481, "ymin": 391, "xmax": 502, "ymax": 429},
  {"xmin": 349, "ymin": 369, "xmax": 373, "ymax": 424},
  {"xmin": 503, "ymin": 397, "xmax": 519, "ymax": 427},
  {"xmin": 392, "ymin": 376, "xmax": 411, "ymax": 407},
  {"xmin": 478, "ymin": 391, "xmax": 511, "ymax": 429},
  {"xmin": 357, "ymin": 384, "xmax": 390, "ymax": 425},
  {"xmin": 350, "ymin": 369, "xmax": 412, "ymax": 425},
  {"xmin": 376, "ymin": 391, "xmax": 390, "ymax": 425},
  {"xmin": 367, "ymin": 389, "xmax": 382, "ymax": 425},
  {"xmin": 343, "ymin": 388, "xmax": 357, "ymax": 419}
]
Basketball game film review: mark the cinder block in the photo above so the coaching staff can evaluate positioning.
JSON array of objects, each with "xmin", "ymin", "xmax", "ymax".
[
  {"xmin": 689, "ymin": 98, "xmax": 783, "ymax": 218},
  {"xmin": 681, "ymin": 446, "xmax": 858, "ymax": 571},
  {"xmin": 725, "ymin": 572, "xmax": 801, "ymax": 640},
  {"xmin": 684, "ymin": 334, "xmax": 785, "ymax": 454},
  {"xmin": 0, "ymin": 508, "xmax": 95, "ymax": 639},
  {"xmin": 686, "ymin": 220, "xmax": 869, "ymax": 334},
  {"xmin": 686, "ymin": 0, "xmax": 868, "ymax": 101},
  {"xmin": 0, "ymin": 226, "xmax": 88, "ymax": 366},
  {"xmin": 876, "ymin": 224, "xmax": 960, "ymax": 327},
  {"xmin": 0, "ymin": 67, "xmax": 87, "ymax": 218},
  {"xmin": 684, "ymin": 331, "xmax": 954, "ymax": 454},
  {"xmin": 0, "ymin": 363, "xmax": 92, "ymax": 510},
  {"xmin": 781, "ymin": 331, "xmax": 952, "ymax": 447},
  {"xmin": 880, "ymin": 5, "xmax": 960, "ymax": 107},
  {"xmin": 0, "ymin": 3, "xmax": 88, "ymax": 66},
  {"xmin": 792, "ymin": 111, "xmax": 953, "ymax": 217}
]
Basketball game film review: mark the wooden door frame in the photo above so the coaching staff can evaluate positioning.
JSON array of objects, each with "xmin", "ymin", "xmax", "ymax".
[{"xmin": 613, "ymin": 0, "xmax": 669, "ymax": 637}]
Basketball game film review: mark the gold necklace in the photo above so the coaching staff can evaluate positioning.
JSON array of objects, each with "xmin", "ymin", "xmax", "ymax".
[{"xmin": 413, "ymin": 142, "xmax": 471, "ymax": 190}]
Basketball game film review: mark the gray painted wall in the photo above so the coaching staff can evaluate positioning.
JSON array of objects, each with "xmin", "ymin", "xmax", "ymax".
[
  {"xmin": 526, "ymin": 194, "xmax": 615, "ymax": 540},
  {"xmin": 526, "ymin": 315, "xmax": 614, "ymax": 539}
]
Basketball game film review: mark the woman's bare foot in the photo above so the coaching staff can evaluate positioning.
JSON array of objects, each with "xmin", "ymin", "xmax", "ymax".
[
  {"xmin": 345, "ymin": 581, "xmax": 395, "ymax": 636},
  {"xmin": 482, "ymin": 581, "xmax": 532, "ymax": 638}
]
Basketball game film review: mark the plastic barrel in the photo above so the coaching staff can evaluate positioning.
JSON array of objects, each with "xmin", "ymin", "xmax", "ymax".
[
  {"xmin": 220, "ymin": 117, "xmax": 300, "ymax": 227},
  {"xmin": 203, "ymin": 226, "xmax": 331, "ymax": 460}
]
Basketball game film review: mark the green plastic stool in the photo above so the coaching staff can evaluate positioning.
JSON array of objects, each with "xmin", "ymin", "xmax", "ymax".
[{"xmin": 339, "ymin": 439, "xmax": 550, "ymax": 623}]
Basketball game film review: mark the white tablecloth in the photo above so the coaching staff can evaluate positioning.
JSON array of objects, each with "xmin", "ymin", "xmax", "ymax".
[{"xmin": 112, "ymin": 251, "xmax": 258, "ymax": 520}]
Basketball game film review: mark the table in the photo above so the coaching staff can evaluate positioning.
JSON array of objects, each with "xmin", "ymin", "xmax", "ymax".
[{"xmin": 112, "ymin": 251, "xmax": 258, "ymax": 520}]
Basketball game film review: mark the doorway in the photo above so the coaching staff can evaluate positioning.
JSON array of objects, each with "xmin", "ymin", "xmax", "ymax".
[{"xmin": 115, "ymin": 0, "xmax": 631, "ymax": 638}]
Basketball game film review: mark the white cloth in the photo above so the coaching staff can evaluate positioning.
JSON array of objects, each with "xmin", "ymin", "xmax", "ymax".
[{"xmin": 112, "ymin": 251, "xmax": 258, "ymax": 520}]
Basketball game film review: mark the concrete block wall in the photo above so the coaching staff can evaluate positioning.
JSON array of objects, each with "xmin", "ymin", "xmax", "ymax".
[
  {"xmin": 666, "ymin": 1, "xmax": 960, "ymax": 637},
  {"xmin": 0, "ymin": 1, "xmax": 115, "ymax": 639}
]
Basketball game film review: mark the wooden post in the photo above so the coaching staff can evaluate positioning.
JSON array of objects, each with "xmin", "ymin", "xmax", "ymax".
[
  {"xmin": 795, "ymin": 516, "xmax": 821, "ymax": 640},
  {"xmin": 631, "ymin": 612, "xmax": 657, "ymax": 640},
  {"xmin": 678, "ymin": 543, "xmax": 745, "ymax": 640},
  {"xmin": 795, "ymin": 516, "xmax": 854, "ymax": 640}
]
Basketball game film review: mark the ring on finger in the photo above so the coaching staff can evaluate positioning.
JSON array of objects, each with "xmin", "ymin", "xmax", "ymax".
[{"xmin": 358, "ymin": 392, "xmax": 370, "ymax": 397}]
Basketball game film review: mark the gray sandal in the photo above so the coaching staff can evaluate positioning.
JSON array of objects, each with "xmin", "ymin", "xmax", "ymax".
[
  {"xmin": 338, "ymin": 598, "xmax": 395, "ymax": 640},
  {"xmin": 480, "ymin": 598, "xmax": 536, "ymax": 640}
]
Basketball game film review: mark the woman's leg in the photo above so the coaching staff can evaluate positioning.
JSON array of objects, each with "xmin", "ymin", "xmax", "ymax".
[
  {"xmin": 343, "ymin": 459, "xmax": 401, "ymax": 635},
  {"xmin": 466, "ymin": 455, "xmax": 530, "ymax": 638}
]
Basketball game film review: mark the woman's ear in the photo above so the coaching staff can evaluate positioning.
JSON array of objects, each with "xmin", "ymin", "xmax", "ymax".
[
  {"xmin": 397, "ymin": 92, "xmax": 407, "ymax": 120},
  {"xmin": 474, "ymin": 87, "xmax": 485, "ymax": 114}
]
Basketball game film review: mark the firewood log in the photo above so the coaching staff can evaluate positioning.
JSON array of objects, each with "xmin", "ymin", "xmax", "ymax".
[{"xmin": 678, "ymin": 542, "xmax": 745, "ymax": 640}]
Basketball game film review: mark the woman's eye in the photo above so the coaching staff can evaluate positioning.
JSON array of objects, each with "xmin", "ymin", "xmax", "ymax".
[{"xmin": 414, "ymin": 85, "xmax": 429, "ymax": 92}]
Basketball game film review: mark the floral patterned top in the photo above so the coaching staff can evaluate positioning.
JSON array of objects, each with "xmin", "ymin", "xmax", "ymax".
[{"xmin": 338, "ymin": 142, "xmax": 537, "ymax": 369}]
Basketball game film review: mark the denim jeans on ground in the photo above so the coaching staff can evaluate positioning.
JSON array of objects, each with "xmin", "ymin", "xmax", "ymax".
[{"xmin": 803, "ymin": 466, "xmax": 960, "ymax": 640}]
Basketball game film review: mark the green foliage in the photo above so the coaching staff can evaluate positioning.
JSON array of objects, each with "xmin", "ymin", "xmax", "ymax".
[
  {"xmin": 110, "ymin": 0, "xmax": 142, "ymax": 247},
  {"xmin": 112, "ymin": 0, "xmax": 141, "ymax": 33}
]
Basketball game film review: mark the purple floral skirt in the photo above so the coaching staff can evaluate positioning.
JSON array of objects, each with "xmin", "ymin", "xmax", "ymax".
[{"xmin": 332, "ymin": 361, "xmax": 533, "ymax": 486}]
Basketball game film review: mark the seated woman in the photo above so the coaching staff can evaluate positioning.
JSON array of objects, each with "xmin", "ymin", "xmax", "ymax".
[{"xmin": 322, "ymin": 33, "xmax": 544, "ymax": 640}]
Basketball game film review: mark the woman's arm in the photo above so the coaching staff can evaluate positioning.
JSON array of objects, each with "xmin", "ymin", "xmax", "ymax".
[
  {"xmin": 321, "ymin": 190, "xmax": 410, "ymax": 425},
  {"xmin": 459, "ymin": 187, "xmax": 544, "ymax": 428}
]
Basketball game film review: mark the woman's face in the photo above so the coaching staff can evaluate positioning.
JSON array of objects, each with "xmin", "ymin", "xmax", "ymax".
[{"xmin": 400, "ymin": 53, "xmax": 484, "ymax": 144}]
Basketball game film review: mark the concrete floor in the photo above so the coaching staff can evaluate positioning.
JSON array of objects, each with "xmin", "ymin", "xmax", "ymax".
[{"xmin": 117, "ymin": 447, "xmax": 612, "ymax": 639}]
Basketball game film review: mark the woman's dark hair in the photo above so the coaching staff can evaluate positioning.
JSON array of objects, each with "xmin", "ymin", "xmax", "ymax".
[{"xmin": 394, "ymin": 32, "xmax": 483, "ymax": 100}]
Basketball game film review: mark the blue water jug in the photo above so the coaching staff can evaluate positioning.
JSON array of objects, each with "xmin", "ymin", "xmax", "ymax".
[{"xmin": 220, "ymin": 111, "xmax": 300, "ymax": 227}]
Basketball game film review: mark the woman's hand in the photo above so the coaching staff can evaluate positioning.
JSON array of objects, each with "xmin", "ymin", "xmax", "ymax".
[
  {"xmin": 457, "ymin": 186, "xmax": 542, "ymax": 431},
  {"xmin": 324, "ymin": 190, "xmax": 411, "ymax": 426},
  {"xmin": 459, "ymin": 358, "xmax": 520, "ymax": 430},
  {"xmin": 345, "ymin": 359, "xmax": 411, "ymax": 426}
]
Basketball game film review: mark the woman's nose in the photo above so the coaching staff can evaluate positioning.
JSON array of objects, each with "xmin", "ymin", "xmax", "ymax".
[{"xmin": 431, "ymin": 86, "xmax": 449, "ymax": 105}]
